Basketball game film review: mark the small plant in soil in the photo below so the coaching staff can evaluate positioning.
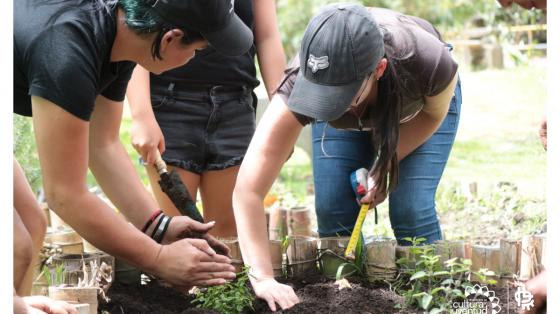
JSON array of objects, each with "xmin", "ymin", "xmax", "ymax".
[
  {"xmin": 335, "ymin": 235, "xmax": 365, "ymax": 280},
  {"xmin": 393, "ymin": 237, "xmax": 496, "ymax": 313},
  {"xmin": 192, "ymin": 266, "xmax": 254, "ymax": 314}
]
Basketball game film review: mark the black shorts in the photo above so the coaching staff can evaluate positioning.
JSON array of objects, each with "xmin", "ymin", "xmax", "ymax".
[{"xmin": 151, "ymin": 82, "xmax": 257, "ymax": 174}]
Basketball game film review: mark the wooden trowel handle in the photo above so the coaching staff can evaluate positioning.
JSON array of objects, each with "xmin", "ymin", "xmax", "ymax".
[{"xmin": 154, "ymin": 150, "xmax": 168, "ymax": 175}]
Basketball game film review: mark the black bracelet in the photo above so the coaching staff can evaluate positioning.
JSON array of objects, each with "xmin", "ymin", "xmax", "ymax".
[
  {"xmin": 141, "ymin": 210, "xmax": 163, "ymax": 233},
  {"xmin": 154, "ymin": 216, "xmax": 173, "ymax": 244},
  {"xmin": 152, "ymin": 215, "xmax": 170, "ymax": 243},
  {"xmin": 150, "ymin": 214, "xmax": 166, "ymax": 239}
]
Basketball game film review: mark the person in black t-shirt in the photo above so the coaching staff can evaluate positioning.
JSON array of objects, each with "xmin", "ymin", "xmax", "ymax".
[
  {"xmin": 14, "ymin": 0, "xmax": 254, "ymax": 289},
  {"xmin": 126, "ymin": 0, "xmax": 286, "ymax": 239}
]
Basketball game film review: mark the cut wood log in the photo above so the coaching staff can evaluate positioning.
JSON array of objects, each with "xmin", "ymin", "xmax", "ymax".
[
  {"xmin": 520, "ymin": 234, "xmax": 547, "ymax": 280},
  {"xmin": 72, "ymin": 304, "xmax": 90, "ymax": 314},
  {"xmin": 268, "ymin": 207, "xmax": 289, "ymax": 241},
  {"xmin": 218, "ymin": 237, "xmax": 243, "ymax": 273},
  {"xmin": 48, "ymin": 287, "xmax": 98, "ymax": 314},
  {"xmin": 287, "ymin": 207, "xmax": 312, "ymax": 237},
  {"xmin": 269, "ymin": 239, "xmax": 283, "ymax": 278},
  {"xmin": 499, "ymin": 239, "xmax": 521, "ymax": 276},
  {"xmin": 287, "ymin": 236, "xmax": 318, "ymax": 278},
  {"xmin": 365, "ymin": 238, "xmax": 397, "ymax": 282},
  {"xmin": 51, "ymin": 229, "xmax": 83, "ymax": 254}
]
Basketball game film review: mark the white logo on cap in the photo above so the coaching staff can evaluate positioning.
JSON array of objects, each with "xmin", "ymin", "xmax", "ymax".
[{"xmin": 307, "ymin": 54, "xmax": 329, "ymax": 73}]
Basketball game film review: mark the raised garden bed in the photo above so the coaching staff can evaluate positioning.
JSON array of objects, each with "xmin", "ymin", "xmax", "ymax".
[{"xmin": 99, "ymin": 274, "xmax": 520, "ymax": 313}]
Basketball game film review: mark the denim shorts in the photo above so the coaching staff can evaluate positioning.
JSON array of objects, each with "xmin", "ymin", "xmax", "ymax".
[{"xmin": 150, "ymin": 82, "xmax": 257, "ymax": 174}]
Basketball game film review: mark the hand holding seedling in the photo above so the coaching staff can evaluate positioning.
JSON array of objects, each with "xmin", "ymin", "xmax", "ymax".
[
  {"xmin": 250, "ymin": 277, "xmax": 300, "ymax": 311},
  {"xmin": 162, "ymin": 216, "xmax": 230, "ymax": 256},
  {"xmin": 150, "ymin": 238, "xmax": 236, "ymax": 289}
]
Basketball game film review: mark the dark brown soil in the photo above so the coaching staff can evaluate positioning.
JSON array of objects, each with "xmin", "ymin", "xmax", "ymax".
[{"xmin": 98, "ymin": 275, "xmax": 522, "ymax": 314}]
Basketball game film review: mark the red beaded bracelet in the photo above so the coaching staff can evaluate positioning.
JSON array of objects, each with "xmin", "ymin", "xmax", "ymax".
[{"xmin": 141, "ymin": 210, "xmax": 163, "ymax": 233}]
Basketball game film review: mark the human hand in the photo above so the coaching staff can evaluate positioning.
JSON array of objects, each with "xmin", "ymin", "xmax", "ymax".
[
  {"xmin": 23, "ymin": 296, "xmax": 78, "ymax": 314},
  {"xmin": 360, "ymin": 174, "xmax": 388, "ymax": 208},
  {"xmin": 151, "ymin": 238, "xmax": 236, "ymax": 288},
  {"xmin": 523, "ymin": 271, "xmax": 547, "ymax": 314},
  {"xmin": 131, "ymin": 114, "xmax": 165, "ymax": 165},
  {"xmin": 250, "ymin": 277, "xmax": 299, "ymax": 311},
  {"xmin": 161, "ymin": 216, "xmax": 230, "ymax": 256},
  {"xmin": 539, "ymin": 118, "xmax": 547, "ymax": 151}
]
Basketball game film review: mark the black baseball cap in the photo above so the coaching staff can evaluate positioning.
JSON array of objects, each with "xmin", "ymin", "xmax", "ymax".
[
  {"xmin": 150, "ymin": 0, "xmax": 253, "ymax": 57},
  {"xmin": 288, "ymin": 3, "xmax": 385, "ymax": 121}
]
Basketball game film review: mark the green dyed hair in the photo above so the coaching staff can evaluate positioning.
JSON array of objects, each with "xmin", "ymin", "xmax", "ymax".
[
  {"xmin": 115, "ymin": 0, "xmax": 203, "ymax": 59},
  {"xmin": 100, "ymin": 0, "xmax": 204, "ymax": 60},
  {"xmin": 43, "ymin": 0, "xmax": 202, "ymax": 59}
]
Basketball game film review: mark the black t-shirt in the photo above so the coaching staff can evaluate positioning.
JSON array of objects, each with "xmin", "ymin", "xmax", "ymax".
[
  {"xmin": 14, "ymin": 0, "xmax": 136, "ymax": 121},
  {"xmin": 150, "ymin": 0, "xmax": 259, "ymax": 90},
  {"xmin": 276, "ymin": 7, "xmax": 458, "ymax": 128}
]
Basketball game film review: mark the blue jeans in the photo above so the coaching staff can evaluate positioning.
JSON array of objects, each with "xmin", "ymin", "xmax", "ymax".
[{"xmin": 312, "ymin": 80, "xmax": 462, "ymax": 245}]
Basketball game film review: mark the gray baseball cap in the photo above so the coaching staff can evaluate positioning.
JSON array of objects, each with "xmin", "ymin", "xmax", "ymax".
[{"xmin": 288, "ymin": 3, "xmax": 385, "ymax": 121}]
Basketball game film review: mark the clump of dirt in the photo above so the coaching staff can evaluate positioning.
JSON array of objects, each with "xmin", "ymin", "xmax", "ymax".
[{"xmin": 99, "ymin": 276, "xmax": 521, "ymax": 314}]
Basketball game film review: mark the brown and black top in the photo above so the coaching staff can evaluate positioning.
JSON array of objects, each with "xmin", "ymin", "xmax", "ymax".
[{"xmin": 275, "ymin": 7, "xmax": 458, "ymax": 128}]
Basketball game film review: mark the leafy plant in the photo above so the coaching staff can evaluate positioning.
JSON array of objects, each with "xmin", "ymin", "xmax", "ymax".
[
  {"xmin": 42, "ymin": 263, "xmax": 65, "ymax": 287},
  {"xmin": 335, "ymin": 234, "xmax": 365, "ymax": 280},
  {"xmin": 393, "ymin": 237, "xmax": 496, "ymax": 313},
  {"xmin": 192, "ymin": 266, "xmax": 255, "ymax": 314}
]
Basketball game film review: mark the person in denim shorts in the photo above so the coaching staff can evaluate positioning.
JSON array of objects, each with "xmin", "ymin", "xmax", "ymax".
[
  {"xmin": 127, "ymin": 0, "xmax": 286, "ymax": 237},
  {"xmin": 232, "ymin": 4, "xmax": 461, "ymax": 310}
]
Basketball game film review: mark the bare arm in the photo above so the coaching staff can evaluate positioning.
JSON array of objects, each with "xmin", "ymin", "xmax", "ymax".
[
  {"xmin": 88, "ymin": 94, "xmax": 159, "ymax": 228},
  {"xmin": 233, "ymin": 95, "xmax": 301, "ymax": 310},
  {"xmin": 31, "ymin": 96, "xmax": 160, "ymax": 271},
  {"xmin": 126, "ymin": 65, "xmax": 165, "ymax": 164},
  {"xmin": 253, "ymin": 0, "xmax": 286, "ymax": 99},
  {"xmin": 396, "ymin": 72, "xmax": 458, "ymax": 161},
  {"xmin": 32, "ymin": 96, "xmax": 236, "ymax": 287}
]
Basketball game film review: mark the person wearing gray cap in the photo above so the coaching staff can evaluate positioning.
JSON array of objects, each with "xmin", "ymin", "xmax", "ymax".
[
  {"xmin": 14, "ymin": 0, "xmax": 253, "ymax": 290},
  {"xmin": 232, "ymin": 3, "xmax": 460, "ymax": 309}
]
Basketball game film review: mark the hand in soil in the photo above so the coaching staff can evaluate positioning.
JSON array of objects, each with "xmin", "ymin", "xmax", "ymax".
[
  {"xmin": 163, "ymin": 216, "xmax": 230, "ymax": 256},
  {"xmin": 152, "ymin": 238, "xmax": 236, "ymax": 288},
  {"xmin": 251, "ymin": 277, "xmax": 300, "ymax": 311},
  {"xmin": 523, "ymin": 271, "xmax": 547, "ymax": 314},
  {"xmin": 22, "ymin": 296, "xmax": 78, "ymax": 314}
]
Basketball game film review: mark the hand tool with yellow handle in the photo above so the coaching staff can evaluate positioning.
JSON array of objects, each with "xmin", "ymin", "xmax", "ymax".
[{"xmin": 344, "ymin": 168, "xmax": 372, "ymax": 260}]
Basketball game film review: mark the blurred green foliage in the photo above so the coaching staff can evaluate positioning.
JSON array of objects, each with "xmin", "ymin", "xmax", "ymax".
[
  {"xmin": 276, "ymin": 0, "xmax": 545, "ymax": 58},
  {"xmin": 13, "ymin": 115, "xmax": 42, "ymax": 194}
]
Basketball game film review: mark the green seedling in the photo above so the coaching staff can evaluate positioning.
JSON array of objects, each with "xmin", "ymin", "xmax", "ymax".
[
  {"xmin": 192, "ymin": 266, "xmax": 255, "ymax": 314},
  {"xmin": 42, "ymin": 263, "xmax": 65, "ymax": 287},
  {"xmin": 335, "ymin": 234, "xmax": 365, "ymax": 280},
  {"xmin": 392, "ymin": 237, "xmax": 496, "ymax": 313}
]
